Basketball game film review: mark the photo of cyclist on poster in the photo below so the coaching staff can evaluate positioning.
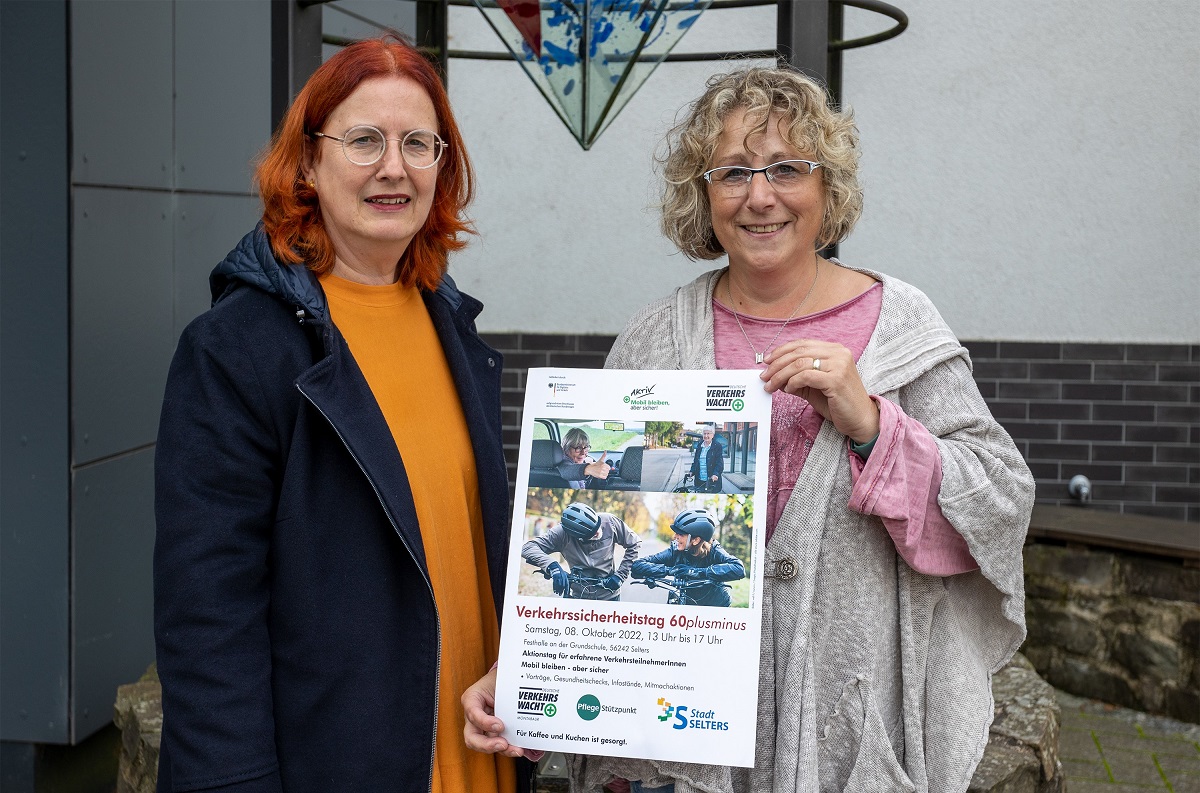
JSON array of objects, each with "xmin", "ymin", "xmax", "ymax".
[
  {"xmin": 631, "ymin": 508, "xmax": 746, "ymax": 607},
  {"xmin": 521, "ymin": 502, "xmax": 641, "ymax": 601}
]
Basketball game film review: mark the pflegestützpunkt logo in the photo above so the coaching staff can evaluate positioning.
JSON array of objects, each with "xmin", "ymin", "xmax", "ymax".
[{"xmin": 576, "ymin": 694, "xmax": 601, "ymax": 721}]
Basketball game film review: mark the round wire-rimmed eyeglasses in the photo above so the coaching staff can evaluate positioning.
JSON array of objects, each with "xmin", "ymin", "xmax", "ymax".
[
  {"xmin": 702, "ymin": 159, "xmax": 822, "ymax": 195},
  {"xmin": 312, "ymin": 125, "xmax": 446, "ymax": 169}
]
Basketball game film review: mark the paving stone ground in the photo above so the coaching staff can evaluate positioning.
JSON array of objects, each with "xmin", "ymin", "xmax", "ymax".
[{"xmin": 1055, "ymin": 689, "xmax": 1200, "ymax": 792}]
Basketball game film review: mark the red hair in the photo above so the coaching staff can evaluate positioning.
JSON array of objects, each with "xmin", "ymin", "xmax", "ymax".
[{"xmin": 256, "ymin": 34, "xmax": 474, "ymax": 290}]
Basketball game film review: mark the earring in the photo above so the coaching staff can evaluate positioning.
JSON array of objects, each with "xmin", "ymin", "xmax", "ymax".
[{"xmin": 308, "ymin": 180, "xmax": 315, "ymax": 189}]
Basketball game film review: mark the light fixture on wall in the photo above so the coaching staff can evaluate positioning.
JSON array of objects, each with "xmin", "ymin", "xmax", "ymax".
[{"xmin": 1068, "ymin": 474, "xmax": 1092, "ymax": 504}]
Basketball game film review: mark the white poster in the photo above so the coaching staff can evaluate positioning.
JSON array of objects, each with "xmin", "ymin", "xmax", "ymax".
[{"xmin": 495, "ymin": 367, "xmax": 771, "ymax": 767}]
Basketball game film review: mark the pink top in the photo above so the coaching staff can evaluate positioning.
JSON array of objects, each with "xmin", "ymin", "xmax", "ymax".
[{"xmin": 713, "ymin": 281, "xmax": 977, "ymax": 576}]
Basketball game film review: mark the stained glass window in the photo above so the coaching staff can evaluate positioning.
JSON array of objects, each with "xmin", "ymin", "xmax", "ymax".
[{"xmin": 474, "ymin": 0, "xmax": 712, "ymax": 149}]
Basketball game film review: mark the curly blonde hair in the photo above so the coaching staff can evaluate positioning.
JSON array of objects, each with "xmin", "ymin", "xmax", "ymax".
[{"xmin": 659, "ymin": 66, "xmax": 863, "ymax": 258}]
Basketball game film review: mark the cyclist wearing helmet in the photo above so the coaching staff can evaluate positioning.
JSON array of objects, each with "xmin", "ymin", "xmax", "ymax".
[
  {"xmin": 632, "ymin": 508, "xmax": 745, "ymax": 607},
  {"xmin": 522, "ymin": 502, "xmax": 641, "ymax": 601}
]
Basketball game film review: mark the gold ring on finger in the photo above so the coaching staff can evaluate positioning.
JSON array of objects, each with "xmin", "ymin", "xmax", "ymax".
[{"xmin": 812, "ymin": 358, "xmax": 822, "ymax": 371}]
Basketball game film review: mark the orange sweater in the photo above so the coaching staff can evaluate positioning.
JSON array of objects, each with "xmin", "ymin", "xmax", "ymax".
[{"xmin": 322, "ymin": 273, "xmax": 514, "ymax": 793}]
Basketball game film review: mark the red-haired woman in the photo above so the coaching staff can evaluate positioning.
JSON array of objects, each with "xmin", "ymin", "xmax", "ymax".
[{"xmin": 154, "ymin": 36, "xmax": 515, "ymax": 793}]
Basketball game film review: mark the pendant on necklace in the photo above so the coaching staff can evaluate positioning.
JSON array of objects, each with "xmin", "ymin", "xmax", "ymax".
[{"xmin": 755, "ymin": 353, "xmax": 764, "ymax": 364}]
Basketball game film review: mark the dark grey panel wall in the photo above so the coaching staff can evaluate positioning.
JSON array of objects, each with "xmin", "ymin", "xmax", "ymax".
[
  {"xmin": 322, "ymin": 0, "xmax": 417, "ymax": 41},
  {"xmin": 71, "ymin": 0, "xmax": 173, "ymax": 189},
  {"xmin": 63, "ymin": 0, "xmax": 273, "ymax": 746},
  {"xmin": 175, "ymin": 0, "xmax": 272, "ymax": 193},
  {"xmin": 3, "ymin": 0, "xmax": 276, "ymax": 749},
  {"xmin": 72, "ymin": 450, "xmax": 156, "ymax": 742},
  {"xmin": 72, "ymin": 189, "xmax": 175, "ymax": 466},
  {"xmin": 320, "ymin": 0, "xmax": 418, "ymax": 62},
  {"xmin": 174, "ymin": 195, "xmax": 262, "ymax": 335},
  {"xmin": 0, "ymin": 0, "xmax": 71, "ymax": 745}
]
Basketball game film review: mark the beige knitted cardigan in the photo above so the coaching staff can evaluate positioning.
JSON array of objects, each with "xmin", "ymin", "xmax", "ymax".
[{"xmin": 570, "ymin": 265, "xmax": 1033, "ymax": 793}]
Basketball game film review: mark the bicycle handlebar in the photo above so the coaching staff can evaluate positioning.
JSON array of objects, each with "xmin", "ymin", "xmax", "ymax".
[
  {"xmin": 631, "ymin": 575, "xmax": 728, "ymax": 591},
  {"xmin": 540, "ymin": 570, "xmax": 608, "ymax": 585}
]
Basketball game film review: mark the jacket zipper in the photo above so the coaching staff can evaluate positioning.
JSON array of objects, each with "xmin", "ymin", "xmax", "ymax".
[{"xmin": 297, "ymin": 385, "xmax": 441, "ymax": 793}]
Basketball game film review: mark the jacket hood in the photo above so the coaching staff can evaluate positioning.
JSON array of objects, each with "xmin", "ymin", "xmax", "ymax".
[
  {"xmin": 210, "ymin": 224, "xmax": 327, "ymax": 323},
  {"xmin": 209, "ymin": 223, "xmax": 479, "ymax": 325}
]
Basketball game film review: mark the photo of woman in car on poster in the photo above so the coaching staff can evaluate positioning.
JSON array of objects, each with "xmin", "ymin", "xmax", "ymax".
[
  {"xmin": 556, "ymin": 427, "xmax": 611, "ymax": 488},
  {"xmin": 527, "ymin": 418, "xmax": 758, "ymax": 495},
  {"xmin": 527, "ymin": 419, "xmax": 642, "ymax": 490}
]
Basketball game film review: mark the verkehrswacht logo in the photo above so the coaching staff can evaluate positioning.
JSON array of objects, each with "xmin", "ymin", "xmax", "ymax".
[
  {"xmin": 518, "ymin": 687, "xmax": 559, "ymax": 717},
  {"xmin": 706, "ymin": 385, "xmax": 745, "ymax": 412},
  {"xmin": 577, "ymin": 694, "xmax": 601, "ymax": 721}
]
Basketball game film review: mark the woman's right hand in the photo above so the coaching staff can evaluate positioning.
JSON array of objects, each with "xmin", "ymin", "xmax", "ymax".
[
  {"xmin": 761, "ymin": 339, "xmax": 880, "ymax": 444},
  {"xmin": 462, "ymin": 668, "xmax": 530, "ymax": 758},
  {"xmin": 584, "ymin": 451, "xmax": 611, "ymax": 479}
]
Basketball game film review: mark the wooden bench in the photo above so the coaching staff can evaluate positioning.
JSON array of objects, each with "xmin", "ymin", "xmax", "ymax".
[{"xmin": 1027, "ymin": 504, "xmax": 1199, "ymax": 562}]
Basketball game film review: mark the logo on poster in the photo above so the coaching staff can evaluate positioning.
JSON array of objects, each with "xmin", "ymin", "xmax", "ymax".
[
  {"xmin": 659, "ymin": 702, "xmax": 730, "ymax": 731},
  {"xmin": 622, "ymin": 384, "xmax": 670, "ymax": 412},
  {"xmin": 576, "ymin": 694, "xmax": 601, "ymax": 720},
  {"xmin": 706, "ymin": 385, "xmax": 746, "ymax": 412},
  {"xmin": 518, "ymin": 687, "xmax": 560, "ymax": 718}
]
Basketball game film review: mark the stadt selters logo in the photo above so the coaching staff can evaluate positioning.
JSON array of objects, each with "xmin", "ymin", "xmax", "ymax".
[{"xmin": 656, "ymin": 697, "xmax": 729, "ymax": 730}]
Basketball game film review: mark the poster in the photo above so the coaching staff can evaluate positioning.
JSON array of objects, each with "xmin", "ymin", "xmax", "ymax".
[{"xmin": 494, "ymin": 367, "xmax": 771, "ymax": 767}]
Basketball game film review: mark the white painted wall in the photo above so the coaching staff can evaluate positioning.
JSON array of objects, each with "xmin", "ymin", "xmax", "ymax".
[{"xmin": 447, "ymin": 0, "xmax": 1199, "ymax": 342}]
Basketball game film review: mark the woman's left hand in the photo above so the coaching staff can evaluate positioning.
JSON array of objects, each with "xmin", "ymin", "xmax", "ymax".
[
  {"xmin": 761, "ymin": 339, "xmax": 879, "ymax": 443},
  {"xmin": 462, "ymin": 667, "xmax": 529, "ymax": 758}
]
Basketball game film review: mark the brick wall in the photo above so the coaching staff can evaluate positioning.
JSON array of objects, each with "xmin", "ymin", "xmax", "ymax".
[
  {"xmin": 482, "ymin": 333, "xmax": 614, "ymax": 488},
  {"xmin": 482, "ymin": 333, "xmax": 1200, "ymax": 521},
  {"xmin": 968, "ymin": 342, "xmax": 1199, "ymax": 521}
]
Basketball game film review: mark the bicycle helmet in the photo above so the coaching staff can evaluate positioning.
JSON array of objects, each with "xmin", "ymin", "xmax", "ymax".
[
  {"xmin": 561, "ymin": 502, "xmax": 602, "ymax": 540},
  {"xmin": 670, "ymin": 508, "xmax": 717, "ymax": 542}
]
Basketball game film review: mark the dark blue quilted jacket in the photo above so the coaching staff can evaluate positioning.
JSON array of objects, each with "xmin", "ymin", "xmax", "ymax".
[{"xmin": 154, "ymin": 225, "xmax": 511, "ymax": 792}]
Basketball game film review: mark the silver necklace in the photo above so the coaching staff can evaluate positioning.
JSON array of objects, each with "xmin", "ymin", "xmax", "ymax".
[{"xmin": 726, "ymin": 259, "xmax": 820, "ymax": 365}]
